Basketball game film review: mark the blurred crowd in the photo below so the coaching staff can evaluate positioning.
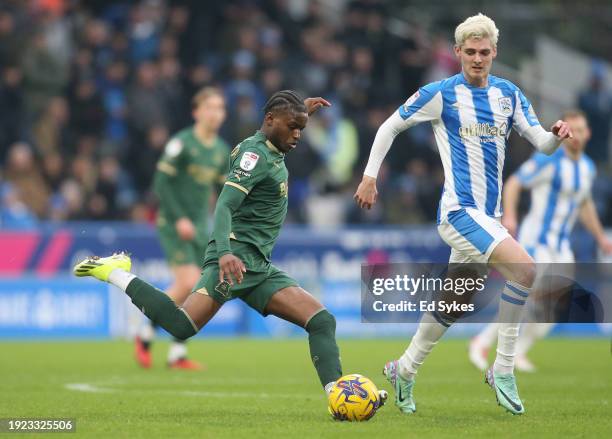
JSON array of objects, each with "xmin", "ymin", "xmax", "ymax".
[{"xmin": 1, "ymin": 0, "xmax": 611, "ymax": 228}]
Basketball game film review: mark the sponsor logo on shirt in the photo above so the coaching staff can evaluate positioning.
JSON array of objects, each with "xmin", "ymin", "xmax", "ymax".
[
  {"xmin": 240, "ymin": 152, "xmax": 259, "ymax": 171},
  {"xmin": 459, "ymin": 122, "xmax": 508, "ymax": 140}
]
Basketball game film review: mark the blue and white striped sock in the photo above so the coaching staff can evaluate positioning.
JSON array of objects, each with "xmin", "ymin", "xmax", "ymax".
[{"xmin": 494, "ymin": 281, "xmax": 531, "ymax": 375}]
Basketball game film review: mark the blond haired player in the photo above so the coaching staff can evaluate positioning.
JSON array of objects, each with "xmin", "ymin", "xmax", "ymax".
[{"xmin": 355, "ymin": 13, "xmax": 572, "ymax": 415}]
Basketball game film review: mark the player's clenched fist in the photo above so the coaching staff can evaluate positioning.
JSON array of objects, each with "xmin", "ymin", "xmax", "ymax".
[
  {"xmin": 219, "ymin": 253, "xmax": 246, "ymax": 285},
  {"xmin": 354, "ymin": 175, "xmax": 378, "ymax": 210}
]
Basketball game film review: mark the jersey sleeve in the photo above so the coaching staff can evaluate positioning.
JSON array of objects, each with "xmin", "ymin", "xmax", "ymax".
[
  {"xmin": 511, "ymin": 88, "xmax": 541, "ymax": 136},
  {"xmin": 514, "ymin": 153, "xmax": 554, "ymax": 188},
  {"xmin": 223, "ymin": 145, "xmax": 270, "ymax": 195},
  {"xmin": 153, "ymin": 137, "xmax": 187, "ymax": 220},
  {"xmin": 216, "ymin": 144, "xmax": 231, "ymax": 185},
  {"xmin": 397, "ymin": 81, "xmax": 443, "ymax": 128},
  {"xmin": 363, "ymin": 82, "xmax": 442, "ymax": 178}
]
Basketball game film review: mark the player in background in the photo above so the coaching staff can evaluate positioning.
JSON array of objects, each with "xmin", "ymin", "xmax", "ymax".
[
  {"xmin": 74, "ymin": 91, "xmax": 380, "ymax": 412},
  {"xmin": 469, "ymin": 110, "xmax": 612, "ymax": 372},
  {"xmin": 354, "ymin": 13, "xmax": 572, "ymax": 415},
  {"xmin": 136, "ymin": 87, "xmax": 230, "ymax": 370}
]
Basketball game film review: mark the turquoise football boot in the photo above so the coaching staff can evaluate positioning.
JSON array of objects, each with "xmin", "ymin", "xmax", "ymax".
[
  {"xmin": 383, "ymin": 360, "xmax": 416, "ymax": 414},
  {"xmin": 485, "ymin": 367, "xmax": 525, "ymax": 415}
]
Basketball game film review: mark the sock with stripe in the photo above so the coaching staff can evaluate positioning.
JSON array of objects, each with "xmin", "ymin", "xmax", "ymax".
[
  {"xmin": 398, "ymin": 310, "xmax": 456, "ymax": 380},
  {"xmin": 108, "ymin": 271, "xmax": 199, "ymax": 341},
  {"xmin": 494, "ymin": 281, "xmax": 531, "ymax": 375}
]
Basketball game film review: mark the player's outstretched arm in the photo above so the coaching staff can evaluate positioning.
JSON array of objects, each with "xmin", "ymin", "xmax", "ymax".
[
  {"xmin": 212, "ymin": 186, "xmax": 247, "ymax": 285},
  {"xmin": 522, "ymin": 120, "xmax": 573, "ymax": 155},
  {"xmin": 304, "ymin": 97, "xmax": 331, "ymax": 115},
  {"xmin": 354, "ymin": 111, "xmax": 409, "ymax": 210}
]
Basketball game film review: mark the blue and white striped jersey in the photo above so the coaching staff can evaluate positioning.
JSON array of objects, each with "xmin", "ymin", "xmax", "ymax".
[
  {"xmin": 516, "ymin": 148, "xmax": 596, "ymax": 254},
  {"xmin": 394, "ymin": 73, "xmax": 541, "ymax": 223}
]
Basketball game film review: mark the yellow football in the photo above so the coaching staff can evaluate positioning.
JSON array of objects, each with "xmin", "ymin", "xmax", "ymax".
[{"xmin": 328, "ymin": 374, "xmax": 381, "ymax": 421}]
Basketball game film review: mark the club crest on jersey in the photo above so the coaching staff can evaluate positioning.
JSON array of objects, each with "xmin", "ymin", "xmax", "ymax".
[
  {"xmin": 240, "ymin": 152, "xmax": 259, "ymax": 171},
  {"xmin": 498, "ymin": 97, "xmax": 512, "ymax": 116},
  {"xmin": 402, "ymin": 91, "xmax": 420, "ymax": 112}
]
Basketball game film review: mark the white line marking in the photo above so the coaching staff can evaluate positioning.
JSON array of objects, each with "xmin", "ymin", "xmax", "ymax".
[
  {"xmin": 65, "ymin": 382, "xmax": 317, "ymax": 399},
  {"xmin": 65, "ymin": 383, "xmax": 115, "ymax": 393}
]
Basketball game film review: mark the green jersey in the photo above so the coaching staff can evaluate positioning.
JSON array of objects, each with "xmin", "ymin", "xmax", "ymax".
[
  {"xmin": 212, "ymin": 131, "xmax": 289, "ymax": 262},
  {"xmin": 154, "ymin": 127, "xmax": 230, "ymax": 225}
]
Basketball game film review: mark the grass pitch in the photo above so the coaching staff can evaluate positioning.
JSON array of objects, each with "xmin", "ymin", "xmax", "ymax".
[{"xmin": 1, "ymin": 338, "xmax": 610, "ymax": 438}]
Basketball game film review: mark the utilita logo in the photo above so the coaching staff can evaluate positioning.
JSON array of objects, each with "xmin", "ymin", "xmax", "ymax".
[{"xmin": 459, "ymin": 122, "xmax": 508, "ymax": 139}]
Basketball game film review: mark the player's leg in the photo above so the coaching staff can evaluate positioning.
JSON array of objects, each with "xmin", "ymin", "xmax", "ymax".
[
  {"xmin": 485, "ymin": 236, "xmax": 535, "ymax": 414},
  {"xmin": 165, "ymin": 264, "xmax": 203, "ymax": 369},
  {"xmin": 391, "ymin": 258, "xmax": 481, "ymax": 413},
  {"xmin": 134, "ymin": 264, "xmax": 201, "ymax": 368},
  {"xmin": 73, "ymin": 253, "xmax": 214, "ymax": 340},
  {"xmin": 263, "ymin": 286, "xmax": 343, "ymax": 393}
]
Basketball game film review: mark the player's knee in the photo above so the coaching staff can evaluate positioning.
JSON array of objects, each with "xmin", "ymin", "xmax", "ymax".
[
  {"xmin": 165, "ymin": 308, "xmax": 198, "ymax": 341},
  {"xmin": 515, "ymin": 262, "xmax": 536, "ymax": 289},
  {"xmin": 305, "ymin": 309, "xmax": 336, "ymax": 334},
  {"xmin": 169, "ymin": 324, "xmax": 196, "ymax": 341}
]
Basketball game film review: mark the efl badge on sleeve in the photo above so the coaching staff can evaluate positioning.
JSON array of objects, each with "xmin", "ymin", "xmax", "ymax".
[
  {"xmin": 402, "ymin": 91, "xmax": 420, "ymax": 112},
  {"xmin": 240, "ymin": 152, "xmax": 260, "ymax": 171},
  {"xmin": 164, "ymin": 138, "xmax": 183, "ymax": 157}
]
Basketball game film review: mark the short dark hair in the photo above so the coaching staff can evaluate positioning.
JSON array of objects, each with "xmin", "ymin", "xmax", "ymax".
[{"xmin": 263, "ymin": 90, "xmax": 306, "ymax": 115}]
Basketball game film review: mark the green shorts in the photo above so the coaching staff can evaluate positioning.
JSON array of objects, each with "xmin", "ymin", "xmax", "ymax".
[
  {"xmin": 193, "ymin": 241, "xmax": 298, "ymax": 315},
  {"xmin": 157, "ymin": 221, "xmax": 208, "ymax": 266}
]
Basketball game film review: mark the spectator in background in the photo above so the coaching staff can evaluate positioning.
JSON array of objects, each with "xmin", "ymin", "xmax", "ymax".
[
  {"xmin": 304, "ymin": 102, "xmax": 359, "ymax": 189},
  {"xmin": 0, "ymin": 66, "xmax": 25, "ymax": 161},
  {"xmin": 4, "ymin": 142, "xmax": 50, "ymax": 219},
  {"xmin": 0, "ymin": 182, "xmax": 38, "ymax": 229},
  {"xmin": 100, "ymin": 60, "xmax": 129, "ymax": 148},
  {"xmin": 578, "ymin": 61, "xmax": 612, "ymax": 166},
  {"xmin": 21, "ymin": 30, "xmax": 69, "ymax": 118},
  {"xmin": 33, "ymin": 96, "xmax": 72, "ymax": 157},
  {"xmin": 131, "ymin": 125, "xmax": 168, "ymax": 195},
  {"xmin": 69, "ymin": 78, "xmax": 105, "ymax": 138},
  {"xmin": 127, "ymin": 61, "xmax": 167, "ymax": 140}
]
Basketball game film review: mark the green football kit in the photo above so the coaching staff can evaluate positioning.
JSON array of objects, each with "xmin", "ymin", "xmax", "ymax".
[{"xmin": 154, "ymin": 127, "xmax": 229, "ymax": 266}]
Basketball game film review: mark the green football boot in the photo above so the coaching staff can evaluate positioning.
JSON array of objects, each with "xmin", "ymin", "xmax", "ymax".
[
  {"xmin": 383, "ymin": 360, "xmax": 416, "ymax": 414},
  {"xmin": 73, "ymin": 252, "xmax": 132, "ymax": 282},
  {"xmin": 485, "ymin": 367, "xmax": 525, "ymax": 415}
]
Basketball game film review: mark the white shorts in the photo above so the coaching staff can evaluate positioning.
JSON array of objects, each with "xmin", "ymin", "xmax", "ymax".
[{"xmin": 438, "ymin": 208, "xmax": 510, "ymax": 264}]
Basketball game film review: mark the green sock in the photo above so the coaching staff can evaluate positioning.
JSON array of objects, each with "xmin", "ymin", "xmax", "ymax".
[
  {"xmin": 126, "ymin": 278, "xmax": 198, "ymax": 340},
  {"xmin": 305, "ymin": 310, "xmax": 342, "ymax": 387}
]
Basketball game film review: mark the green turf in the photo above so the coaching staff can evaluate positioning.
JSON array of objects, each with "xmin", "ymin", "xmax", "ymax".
[{"xmin": 0, "ymin": 338, "xmax": 610, "ymax": 438}]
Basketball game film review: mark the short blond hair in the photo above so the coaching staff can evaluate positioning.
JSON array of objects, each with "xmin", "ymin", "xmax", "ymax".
[
  {"xmin": 192, "ymin": 86, "xmax": 224, "ymax": 109},
  {"xmin": 455, "ymin": 13, "xmax": 499, "ymax": 47}
]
